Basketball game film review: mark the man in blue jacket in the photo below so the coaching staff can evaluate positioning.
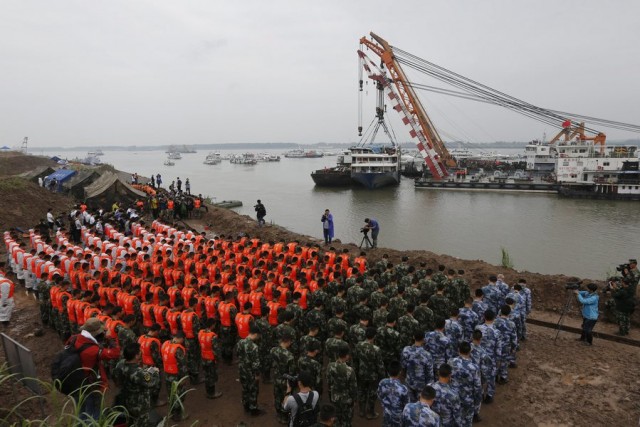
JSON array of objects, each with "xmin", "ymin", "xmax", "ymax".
[{"xmin": 575, "ymin": 283, "xmax": 599, "ymax": 345}]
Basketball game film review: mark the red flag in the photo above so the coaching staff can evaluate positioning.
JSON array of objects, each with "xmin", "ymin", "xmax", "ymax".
[{"xmin": 562, "ymin": 120, "xmax": 571, "ymax": 128}]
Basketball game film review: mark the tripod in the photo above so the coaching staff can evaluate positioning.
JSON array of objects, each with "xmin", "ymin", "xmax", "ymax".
[
  {"xmin": 554, "ymin": 290, "xmax": 574, "ymax": 343},
  {"xmin": 359, "ymin": 232, "xmax": 373, "ymax": 249}
]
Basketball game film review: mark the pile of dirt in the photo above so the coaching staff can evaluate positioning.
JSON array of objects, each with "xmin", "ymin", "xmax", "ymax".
[
  {"xmin": 0, "ymin": 177, "xmax": 75, "ymax": 231},
  {"xmin": 0, "ymin": 152, "xmax": 58, "ymax": 177}
]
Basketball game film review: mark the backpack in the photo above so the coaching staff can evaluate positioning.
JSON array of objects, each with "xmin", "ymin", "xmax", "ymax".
[
  {"xmin": 292, "ymin": 392, "xmax": 318, "ymax": 427},
  {"xmin": 51, "ymin": 336, "xmax": 96, "ymax": 395}
]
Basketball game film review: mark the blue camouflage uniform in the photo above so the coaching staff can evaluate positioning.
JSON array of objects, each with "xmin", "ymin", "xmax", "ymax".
[
  {"xmin": 457, "ymin": 307, "xmax": 479, "ymax": 342},
  {"xmin": 424, "ymin": 331, "xmax": 454, "ymax": 378},
  {"xmin": 493, "ymin": 316, "xmax": 517, "ymax": 380},
  {"xmin": 480, "ymin": 284, "xmax": 501, "ymax": 314},
  {"xmin": 377, "ymin": 377, "xmax": 409, "ymax": 427},
  {"xmin": 470, "ymin": 342, "xmax": 491, "ymax": 415},
  {"xmin": 444, "ymin": 319, "xmax": 463, "ymax": 352},
  {"xmin": 400, "ymin": 344, "xmax": 434, "ymax": 402},
  {"xmin": 496, "ymin": 279, "xmax": 510, "ymax": 308},
  {"xmin": 474, "ymin": 323, "xmax": 502, "ymax": 399},
  {"xmin": 449, "ymin": 356, "xmax": 482, "ymax": 427},
  {"xmin": 471, "ymin": 300, "xmax": 488, "ymax": 324},
  {"xmin": 521, "ymin": 286, "xmax": 532, "ymax": 339},
  {"xmin": 401, "ymin": 401, "xmax": 440, "ymax": 427},
  {"xmin": 430, "ymin": 381, "xmax": 462, "ymax": 427}
]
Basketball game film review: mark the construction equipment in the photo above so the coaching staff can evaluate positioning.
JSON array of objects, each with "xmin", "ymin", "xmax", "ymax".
[
  {"xmin": 358, "ymin": 33, "xmax": 453, "ymax": 180},
  {"xmin": 549, "ymin": 121, "xmax": 607, "ymax": 154}
]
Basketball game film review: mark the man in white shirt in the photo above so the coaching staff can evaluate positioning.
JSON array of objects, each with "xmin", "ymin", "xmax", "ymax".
[{"xmin": 282, "ymin": 371, "xmax": 320, "ymax": 427}]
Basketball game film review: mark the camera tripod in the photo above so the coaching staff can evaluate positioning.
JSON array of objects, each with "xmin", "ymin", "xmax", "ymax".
[
  {"xmin": 359, "ymin": 233, "xmax": 373, "ymax": 249},
  {"xmin": 554, "ymin": 289, "xmax": 575, "ymax": 343}
]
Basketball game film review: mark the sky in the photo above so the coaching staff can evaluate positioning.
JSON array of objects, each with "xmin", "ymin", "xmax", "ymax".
[{"xmin": 1, "ymin": 0, "xmax": 640, "ymax": 148}]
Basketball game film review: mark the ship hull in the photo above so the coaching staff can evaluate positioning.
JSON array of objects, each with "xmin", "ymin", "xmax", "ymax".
[
  {"xmin": 351, "ymin": 171, "xmax": 400, "ymax": 189},
  {"xmin": 311, "ymin": 170, "xmax": 352, "ymax": 186}
]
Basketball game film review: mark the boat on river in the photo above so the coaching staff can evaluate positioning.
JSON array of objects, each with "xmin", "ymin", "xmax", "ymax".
[
  {"xmin": 230, "ymin": 153, "xmax": 258, "ymax": 165},
  {"xmin": 284, "ymin": 149, "xmax": 324, "ymax": 158},
  {"xmin": 203, "ymin": 152, "xmax": 221, "ymax": 165},
  {"xmin": 167, "ymin": 152, "xmax": 182, "ymax": 160}
]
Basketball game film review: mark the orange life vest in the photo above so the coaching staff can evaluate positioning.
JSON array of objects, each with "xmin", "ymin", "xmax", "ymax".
[
  {"xmin": 180, "ymin": 311, "xmax": 197, "ymax": 339},
  {"xmin": 140, "ymin": 302, "xmax": 155, "ymax": 327},
  {"xmin": 198, "ymin": 330, "xmax": 216, "ymax": 361},
  {"xmin": 166, "ymin": 310, "xmax": 181, "ymax": 336},
  {"xmin": 235, "ymin": 313, "xmax": 253, "ymax": 339},
  {"xmin": 218, "ymin": 301, "xmax": 235, "ymax": 327},
  {"xmin": 153, "ymin": 305, "xmax": 168, "ymax": 329},
  {"xmin": 138, "ymin": 335, "xmax": 161, "ymax": 366},
  {"xmin": 248, "ymin": 292, "xmax": 264, "ymax": 316},
  {"xmin": 267, "ymin": 301, "xmax": 280, "ymax": 326},
  {"xmin": 161, "ymin": 341, "xmax": 185, "ymax": 375},
  {"xmin": 204, "ymin": 296, "xmax": 219, "ymax": 320}
]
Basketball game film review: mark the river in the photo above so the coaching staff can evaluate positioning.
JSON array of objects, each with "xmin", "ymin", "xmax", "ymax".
[{"xmin": 40, "ymin": 148, "xmax": 637, "ymax": 279}]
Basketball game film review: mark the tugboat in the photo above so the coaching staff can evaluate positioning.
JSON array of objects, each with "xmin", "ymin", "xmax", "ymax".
[{"xmin": 311, "ymin": 150, "xmax": 353, "ymax": 186}]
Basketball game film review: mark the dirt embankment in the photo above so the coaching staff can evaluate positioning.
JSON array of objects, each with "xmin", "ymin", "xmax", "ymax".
[{"xmin": 0, "ymin": 152, "xmax": 57, "ymax": 177}]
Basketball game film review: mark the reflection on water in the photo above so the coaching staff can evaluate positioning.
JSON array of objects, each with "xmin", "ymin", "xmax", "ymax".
[{"xmin": 44, "ymin": 149, "xmax": 638, "ymax": 279}]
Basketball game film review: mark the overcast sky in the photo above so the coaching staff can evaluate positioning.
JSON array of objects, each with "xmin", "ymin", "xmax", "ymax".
[{"xmin": 2, "ymin": 1, "xmax": 640, "ymax": 148}]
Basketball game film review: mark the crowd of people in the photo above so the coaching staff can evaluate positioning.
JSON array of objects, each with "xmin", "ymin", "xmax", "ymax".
[{"xmin": 1, "ymin": 195, "xmax": 540, "ymax": 427}]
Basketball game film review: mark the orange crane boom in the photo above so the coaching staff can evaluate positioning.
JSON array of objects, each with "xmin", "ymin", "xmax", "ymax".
[{"xmin": 359, "ymin": 32, "xmax": 454, "ymax": 179}]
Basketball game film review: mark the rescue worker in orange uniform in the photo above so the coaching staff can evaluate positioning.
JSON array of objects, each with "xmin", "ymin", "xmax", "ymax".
[
  {"xmin": 180, "ymin": 297, "xmax": 201, "ymax": 384},
  {"xmin": 217, "ymin": 291, "xmax": 238, "ymax": 364},
  {"xmin": 161, "ymin": 332, "xmax": 189, "ymax": 422},
  {"xmin": 198, "ymin": 318, "xmax": 223, "ymax": 399},
  {"xmin": 235, "ymin": 302, "xmax": 255, "ymax": 340},
  {"xmin": 138, "ymin": 323, "xmax": 165, "ymax": 407}
]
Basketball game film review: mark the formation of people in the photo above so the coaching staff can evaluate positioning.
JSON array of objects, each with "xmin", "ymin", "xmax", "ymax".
[{"xmin": 3, "ymin": 196, "xmax": 538, "ymax": 427}]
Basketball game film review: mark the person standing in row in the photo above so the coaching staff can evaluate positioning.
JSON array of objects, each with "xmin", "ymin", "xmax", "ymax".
[{"xmin": 321, "ymin": 209, "xmax": 334, "ymax": 245}]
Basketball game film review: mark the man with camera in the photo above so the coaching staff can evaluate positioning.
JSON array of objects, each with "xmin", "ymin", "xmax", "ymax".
[
  {"xmin": 574, "ymin": 283, "xmax": 599, "ymax": 345},
  {"xmin": 362, "ymin": 218, "xmax": 380, "ymax": 248},
  {"xmin": 282, "ymin": 370, "xmax": 320, "ymax": 427},
  {"xmin": 255, "ymin": 200, "xmax": 267, "ymax": 227},
  {"xmin": 609, "ymin": 278, "xmax": 636, "ymax": 336}
]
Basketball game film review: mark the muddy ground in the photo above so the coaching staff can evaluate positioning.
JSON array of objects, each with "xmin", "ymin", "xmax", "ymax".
[{"xmin": 1, "ymin": 153, "xmax": 639, "ymax": 425}]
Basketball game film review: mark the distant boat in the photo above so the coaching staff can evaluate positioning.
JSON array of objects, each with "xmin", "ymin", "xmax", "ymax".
[
  {"xmin": 230, "ymin": 153, "xmax": 258, "ymax": 165},
  {"xmin": 284, "ymin": 149, "xmax": 324, "ymax": 158},
  {"xmin": 203, "ymin": 152, "xmax": 222, "ymax": 165},
  {"xmin": 167, "ymin": 152, "xmax": 182, "ymax": 160},
  {"xmin": 164, "ymin": 159, "xmax": 175, "ymax": 166},
  {"xmin": 87, "ymin": 149, "xmax": 104, "ymax": 156}
]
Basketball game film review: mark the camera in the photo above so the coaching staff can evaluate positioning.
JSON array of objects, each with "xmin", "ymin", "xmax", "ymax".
[
  {"xmin": 360, "ymin": 227, "xmax": 369, "ymax": 235},
  {"xmin": 282, "ymin": 374, "xmax": 298, "ymax": 389},
  {"xmin": 616, "ymin": 264, "xmax": 630, "ymax": 275},
  {"xmin": 565, "ymin": 280, "xmax": 583, "ymax": 290}
]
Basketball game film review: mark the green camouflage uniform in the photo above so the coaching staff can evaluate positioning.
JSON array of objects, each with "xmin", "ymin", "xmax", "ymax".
[
  {"xmin": 270, "ymin": 345, "xmax": 296, "ymax": 422},
  {"xmin": 326, "ymin": 317, "xmax": 348, "ymax": 339},
  {"xmin": 369, "ymin": 290, "xmax": 389, "ymax": 311},
  {"xmin": 254, "ymin": 317, "xmax": 274, "ymax": 381},
  {"xmin": 397, "ymin": 314, "xmax": 420, "ymax": 347},
  {"xmin": 354, "ymin": 341, "xmax": 385, "ymax": 418},
  {"xmin": 375, "ymin": 325, "xmax": 402, "ymax": 367},
  {"xmin": 113, "ymin": 360, "xmax": 160, "ymax": 427},
  {"xmin": 299, "ymin": 334, "xmax": 323, "ymax": 363},
  {"xmin": 373, "ymin": 307, "xmax": 389, "ymax": 329},
  {"xmin": 325, "ymin": 337, "xmax": 350, "ymax": 363},
  {"xmin": 298, "ymin": 354, "xmax": 323, "ymax": 395},
  {"xmin": 327, "ymin": 360, "xmax": 358, "ymax": 427},
  {"xmin": 165, "ymin": 345, "xmax": 188, "ymax": 420},
  {"xmin": 388, "ymin": 295, "xmax": 408, "ymax": 319},
  {"xmin": 236, "ymin": 337, "xmax": 261, "ymax": 411},
  {"xmin": 117, "ymin": 326, "xmax": 138, "ymax": 354},
  {"xmin": 429, "ymin": 294, "xmax": 453, "ymax": 321},
  {"xmin": 454, "ymin": 278, "xmax": 471, "ymax": 308},
  {"xmin": 414, "ymin": 304, "xmax": 435, "ymax": 332}
]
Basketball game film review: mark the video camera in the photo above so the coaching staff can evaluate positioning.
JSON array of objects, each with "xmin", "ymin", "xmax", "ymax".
[
  {"xmin": 360, "ymin": 227, "xmax": 369, "ymax": 235},
  {"xmin": 616, "ymin": 263, "xmax": 630, "ymax": 275},
  {"xmin": 565, "ymin": 280, "xmax": 583, "ymax": 291}
]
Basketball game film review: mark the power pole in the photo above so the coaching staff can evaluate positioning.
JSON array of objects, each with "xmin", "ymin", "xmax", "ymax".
[{"xmin": 21, "ymin": 137, "xmax": 28, "ymax": 154}]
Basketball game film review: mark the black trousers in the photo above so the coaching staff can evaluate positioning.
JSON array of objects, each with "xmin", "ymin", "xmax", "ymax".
[{"xmin": 580, "ymin": 318, "xmax": 597, "ymax": 344}]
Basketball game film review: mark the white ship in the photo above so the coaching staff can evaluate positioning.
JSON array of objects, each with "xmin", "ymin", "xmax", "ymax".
[{"xmin": 203, "ymin": 152, "xmax": 222, "ymax": 165}]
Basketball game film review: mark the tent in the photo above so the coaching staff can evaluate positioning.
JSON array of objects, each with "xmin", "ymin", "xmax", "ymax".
[
  {"xmin": 84, "ymin": 171, "xmax": 146, "ymax": 207},
  {"xmin": 44, "ymin": 169, "xmax": 76, "ymax": 192},
  {"xmin": 63, "ymin": 169, "xmax": 101, "ymax": 199},
  {"xmin": 19, "ymin": 166, "xmax": 56, "ymax": 183},
  {"xmin": 0, "ymin": 146, "xmax": 10, "ymax": 152}
]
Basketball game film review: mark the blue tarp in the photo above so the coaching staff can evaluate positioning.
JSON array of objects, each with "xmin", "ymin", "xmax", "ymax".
[
  {"xmin": 50, "ymin": 156, "xmax": 62, "ymax": 162},
  {"xmin": 44, "ymin": 169, "xmax": 76, "ymax": 192}
]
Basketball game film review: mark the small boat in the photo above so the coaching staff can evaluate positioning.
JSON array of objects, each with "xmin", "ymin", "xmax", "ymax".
[
  {"xmin": 164, "ymin": 160, "xmax": 175, "ymax": 166},
  {"xmin": 167, "ymin": 152, "xmax": 182, "ymax": 160},
  {"xmin": 87, "ymin": 149, "xmax": 104, "ymax": 156},
  {"xmin": 284, "ymin": 149, "xmax": 324, "ymax": 158},
  {"xmin": 203, "ymin": 152, "xmax": 222, "ymax": 165},
  {"xmin": 213, "ymin": 200, "xmax": 243, "ymax": 209},
  {"xmin": 230, "ymin": 153, "xmax": 258, "ymax": 165}
]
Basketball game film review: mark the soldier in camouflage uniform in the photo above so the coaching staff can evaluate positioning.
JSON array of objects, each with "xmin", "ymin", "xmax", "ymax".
[
  {"xmin": 449, "ymin": 342, "xmax": 482, "ymax": 427},
  {"xmin": 470, "ymin": 329, "xmax": 491, "ymax": 420},
  {"xmin": 424, "ymin": 317, "xmax": 454, "ymax": 378},
  {"xmin": 494, "ymin": 305, "xmax": 517, "ymax": 384},
  {"xmin": 444, "ymin": 308, "xmax": 464, "ymax": 352},
  {"xmin": 377, "ymin": 360, "xmax": 409, "ymax": 427},
  {"xmin": 401, "ymin": 385, "xmax": 440, "ymax": 427},
  {"xmin": 506, "ymin": 288, "xmax": 525, "ymax": 340},
  {"xmin": 453, "ymin": 270, "xmax": 471, "ymax": 309},
  {"xmin": 255, "ymin": 308, "xmax": 274, "ymax": 383},
  {"xmin": 236, "ymin": 325, "xmax": 264, "ymax": 416},
  {"xmin": 401, "ymin": 330, "xmax": 434, "ymax": 402},
  {"xmin": 197, "ymin": 318, "xmax": 222, "ymax": 399},
  {"xmin": 373, "ymin": 300, "xmax": 390, "ymax": 329},
  {"xmin": 348, "ymin": 314, "xmax": 369, "ymax": 350},
  {"xmin": 298, "ymin": 340, "xmax": 323, "ymax": 396},
  {"xmin": 429, "ymin": 284, "xmax": 453, "ymax": 321},
  {"xmin": 397, "ymin": 304, "xmax": 420, "ymax": 347},
  {"xmin": 113, "ymin": 343, "xmax": 160, "ymax": 427},
  {"xmin": 325, "ymin": 323, "xmax": 349, "ymax": 363},
  {"xmin": 517, "ymin": 278, "xmax": 532, "ymax": 339},
  {"xmin": 429, "ymin": 363, "xmax": 462, "ymax": 427},
  {"xmin": 432, "ymin": 265, "xmax": 447, "ymax": 286},
  {"xmin": 395, "ymin": 256, "xmax": 410, "ymax": 278},
  {"xmin": 327, "ymin": 347, "xmax": 357, "ymax": 427},
  {"xmin": 481, "ymin": 276, "xmax": 501, "ymax": 314},
  {"xmin": 472, "ymin": 289, "xmax": 488, "ymax": 324},
  {"xmin": 117, "ymin": 315, "xmax": 138, "ymax": 355},
  {"xmin": 475, "ymin": 310, "xmax": 502, "ymax": 404},
  {"xmin": 327, "ymin": 308, "xmax": 349, "ymax": 340},
  {"xmin": 370, "ymin": 282, "xmax": 389, "ymax": 311},
  {"xmin": 413, "ymin": 294, "xmax": 435, "ymax": 332},
  {"xmin": 274, "ymin": 311, "xmax": 299, "ymax": 356},
  {"xmin": 418, "ymin": 268, "xmax": 437, "ymax": 298},
  {"xmin": 444, "ymin": 270, "xmax": 460, "ymax": 308},
  {"xmin": 458, "ymin": 298, "xmax": 479, "ymax": 342},
  {"xmin": 375, "ymin": 314, "xmax": 403, "ymax": 368},
  {"xmin": 162, "ymin": 332, "xmax": 189, "ymax": 421},
  {"xmin": 354, "ymin": 327, "xmax": 385, "ymax": 419},
  {"xmin": 388, "ymin": 286, "xmax": 408, "ymax": 319},
  {"xmin": 305, "ymin": 300, "xmax": 327, "ymax": 340},
  {"xmin": 271, "ymin": 333, "xmax": 296, "ymax": 424},
  {"xmin": 299, "ymin": 322, "xmax": 323, "ymax": 364}
]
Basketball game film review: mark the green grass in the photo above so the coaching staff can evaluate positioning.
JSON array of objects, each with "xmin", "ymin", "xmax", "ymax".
[{"xmin": 500, "ymin": 247, "xmax": 514, "ymax": 269}]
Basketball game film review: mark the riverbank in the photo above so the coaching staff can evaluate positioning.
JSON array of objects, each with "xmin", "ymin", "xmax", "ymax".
[{"xmin": 1, "ymin": 151, "xmax": 639, "ymax": 425}]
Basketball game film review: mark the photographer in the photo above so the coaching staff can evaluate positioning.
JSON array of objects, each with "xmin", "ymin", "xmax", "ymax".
[
  {"xmin": 255, "ymin": 199, "xmax": 267, "ymax": 227},
  {"xmin": 283, "ymin": 370, "xmax": 320, "ymax": 427},
  {"xmin": 574, "ymin": 283, "xmax": 599, "ymax": 345},
  {"xmin": 362, "ymin": 218, "xmax": 380, "ymax": 248},
  {"xmin": 610, "ymin": 278, "xmax": 636, "ymax": 336},
  {"xmin": 321, "ymin": 209, "xmax": 334, "ymax": 245}
]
